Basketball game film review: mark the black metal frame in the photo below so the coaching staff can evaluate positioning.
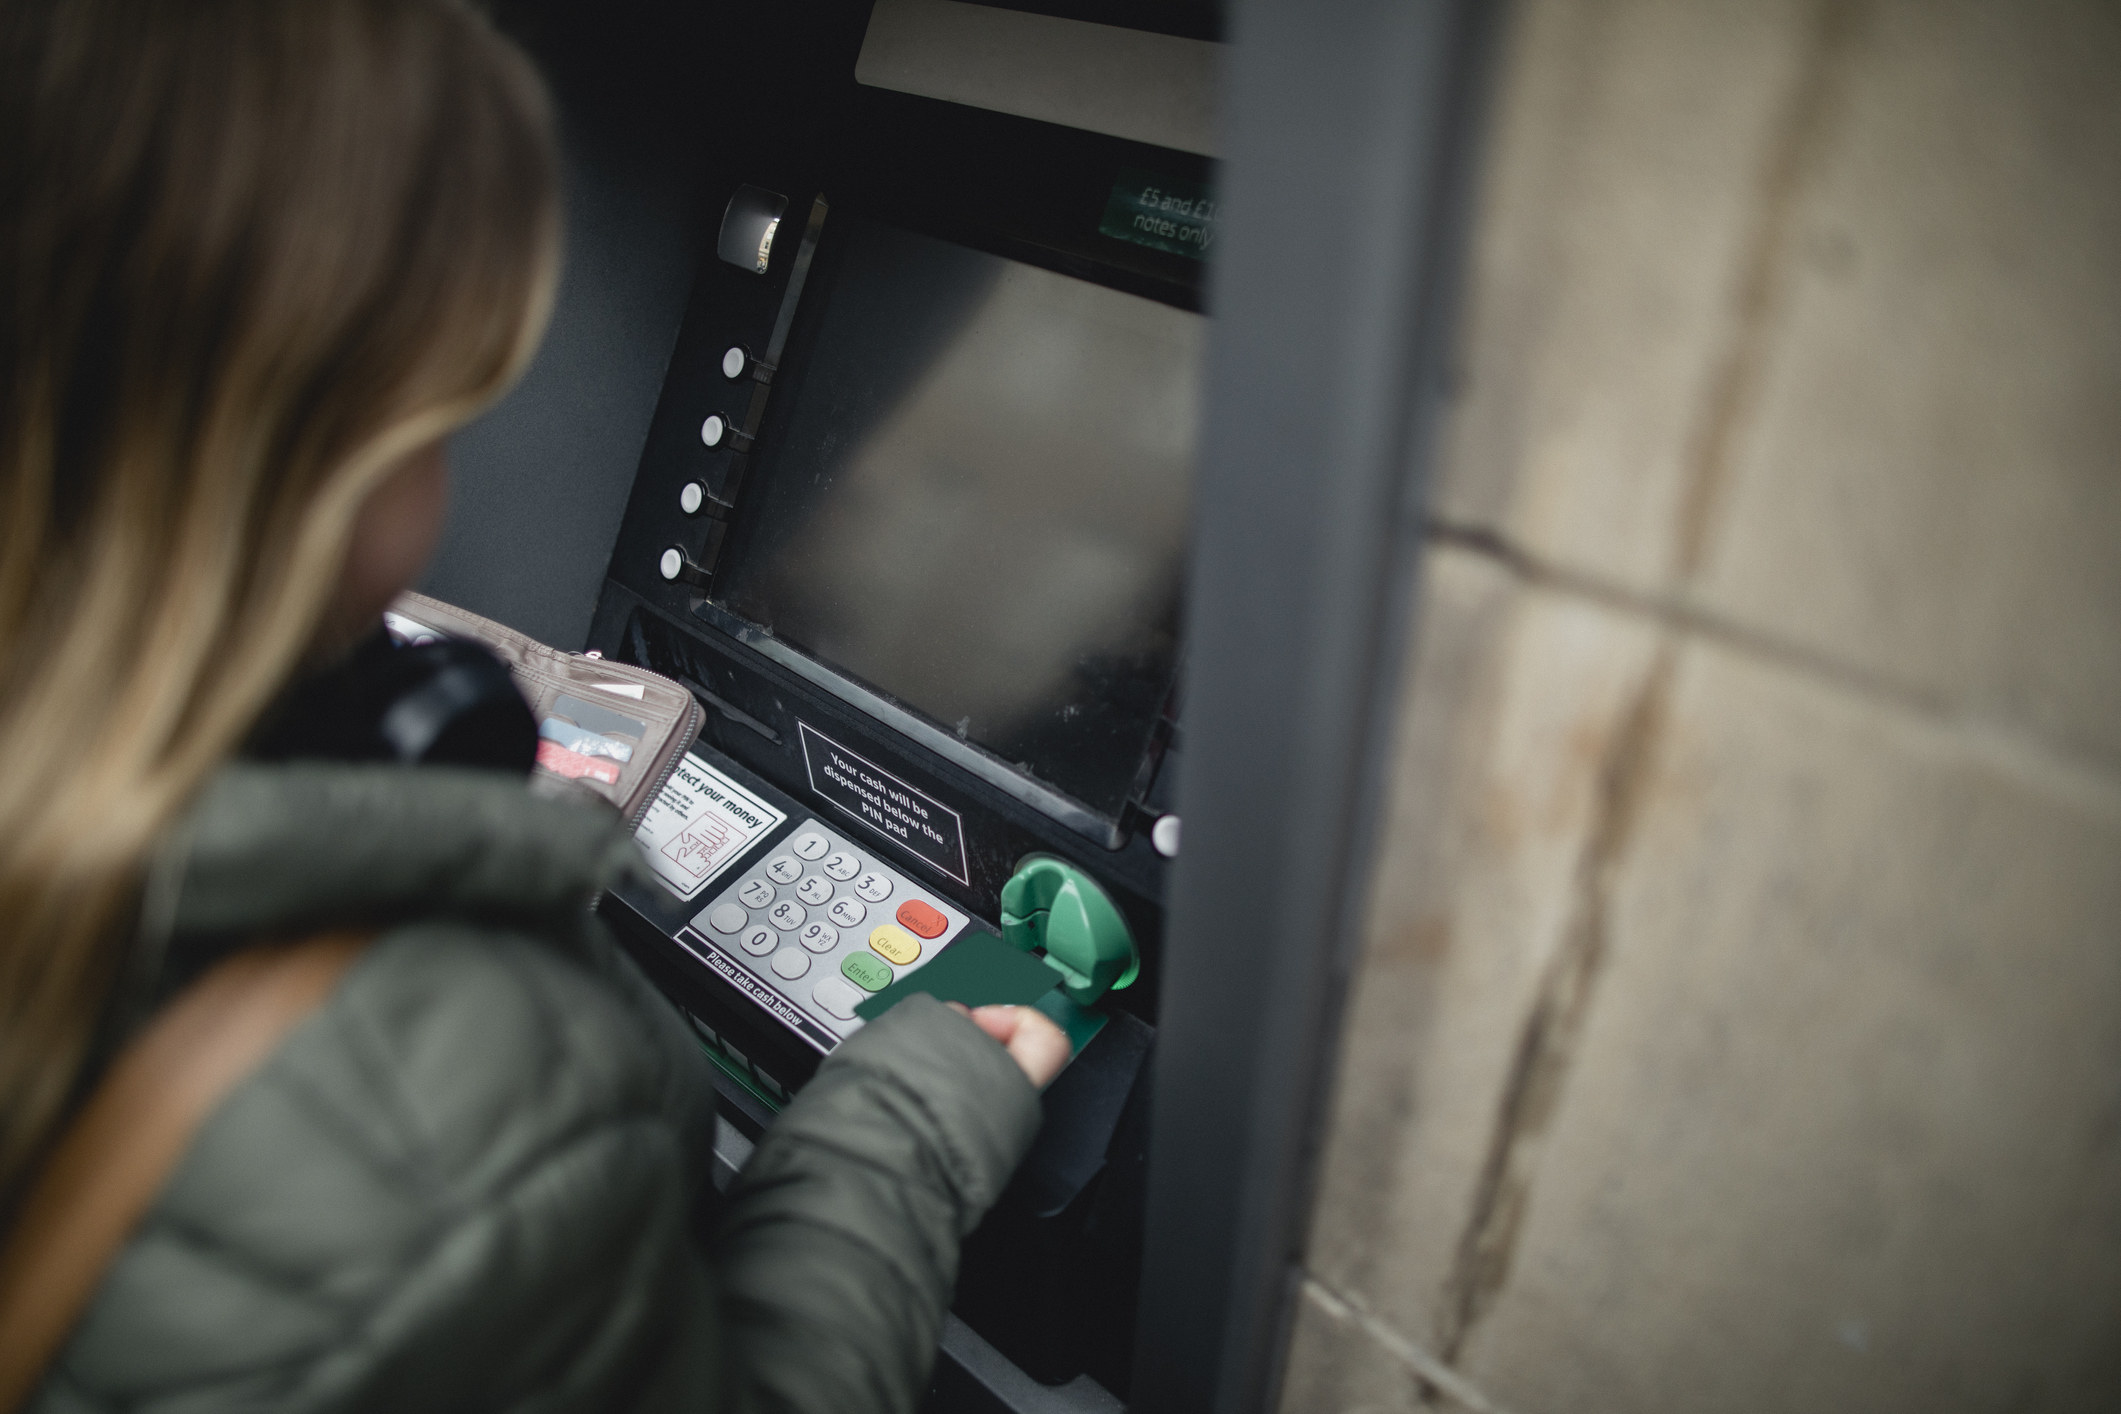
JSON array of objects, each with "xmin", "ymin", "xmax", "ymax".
[{"xmin": 1128, "ymin": 0, "xmax": 1497, "ymax": 1409}]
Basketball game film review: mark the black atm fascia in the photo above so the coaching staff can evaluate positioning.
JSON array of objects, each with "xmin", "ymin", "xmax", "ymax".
[{"xmin": 585, "ymin": 54, "xmax": 1213, "ymax": 1398}]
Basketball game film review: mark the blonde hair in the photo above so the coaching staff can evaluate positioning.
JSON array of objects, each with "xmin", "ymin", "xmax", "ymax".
[{"xmin": 0, "ymin": 0, "xmax": 560, "ymax": 1217}]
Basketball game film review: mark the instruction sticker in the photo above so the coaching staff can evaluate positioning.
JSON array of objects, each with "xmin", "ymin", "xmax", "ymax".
[
  {"xmin": 798, "ymin": 722, "xmax": 969, "ymax": 883},
  {"xmin": 634, "ymin": 753, "xmax": 785, "ymax": 901}
]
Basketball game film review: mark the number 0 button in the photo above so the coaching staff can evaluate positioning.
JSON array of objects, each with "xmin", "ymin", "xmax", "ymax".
[{"xmin": 841, "ymin": 952, "xmax": 893, "ymax": 992}]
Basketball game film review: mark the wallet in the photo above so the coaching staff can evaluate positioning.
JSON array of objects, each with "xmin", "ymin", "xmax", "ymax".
[{"xmin": 387, "ymin": 591, "xmax": 704, "ymax": 825}]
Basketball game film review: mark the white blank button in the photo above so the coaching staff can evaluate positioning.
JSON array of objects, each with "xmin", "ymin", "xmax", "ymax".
[
  {"xmin": 721, "ymin": 346, "xmax": 747, "ymax": 379},
  {"xmin": 700, "ymin": 413, "xmax": 727, "ymax": 446},
  {"xmin": 1152, "ymin": 813, "xmax": 1182, "ymax": 858},
  {"xmin": 813, "ymin": 975, "xmax": 863, "ymax": 1020},
  {"xmin": 706, "ymin": 903, "xmax": 747, "ymax": 935},
  {"xmin": 678, "ymin": 481, "xmax": 704, "ymax": 515},
  {"xmin": 659, "ymin": 548, "xmax": 683, "ymax": 581},
  {"xmin": 771, "ymin": 948, "xmax": 811, "ymax": 980}
]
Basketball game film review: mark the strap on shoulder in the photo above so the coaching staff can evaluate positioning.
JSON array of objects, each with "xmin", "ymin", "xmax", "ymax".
[{"xmin": 0, "ymin": 932, "xmax": 371, "ymax": 1412}]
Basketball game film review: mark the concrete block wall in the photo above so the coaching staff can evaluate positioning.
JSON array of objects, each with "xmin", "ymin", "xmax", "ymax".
[{"xmin": 1281, "ymin": 1, "xmax": 2121, "ymax": 1410}]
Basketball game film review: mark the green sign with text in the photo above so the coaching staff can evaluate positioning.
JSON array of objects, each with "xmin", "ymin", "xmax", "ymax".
[{"xmin": 1100, "ymin": 169, "xmax": 1218, "ymax": 261}]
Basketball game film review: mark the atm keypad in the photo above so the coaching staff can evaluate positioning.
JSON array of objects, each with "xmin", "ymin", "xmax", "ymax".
[{"xmin": 686, "ymin": 818, "xmax": 971, "ymax": 1045}]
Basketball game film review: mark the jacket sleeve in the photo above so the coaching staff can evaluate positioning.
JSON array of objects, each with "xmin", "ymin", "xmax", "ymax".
[{"xmin": 709, "ymin": 994, "xmax": 1042, "ymax": 1414}]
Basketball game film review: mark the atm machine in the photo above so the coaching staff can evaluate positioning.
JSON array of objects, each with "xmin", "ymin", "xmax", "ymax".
[
  {"xmin": 446, "ymin": 0, "xmax": 1485, "ymax": 1409},
  {"xmin": 567, "ymin": 0, "xmax": 1215, "ymax": 1401}
]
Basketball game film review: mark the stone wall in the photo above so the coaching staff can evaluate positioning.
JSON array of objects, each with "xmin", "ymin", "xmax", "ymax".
[{"xmin": 1281, "ymin": 0, "xmax": 2121, "ymax": 1410}]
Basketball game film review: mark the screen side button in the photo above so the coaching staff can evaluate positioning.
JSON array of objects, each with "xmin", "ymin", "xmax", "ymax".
[{"xmin": 895, "ymin": 900, "xmax": 948, "ymax": 939}]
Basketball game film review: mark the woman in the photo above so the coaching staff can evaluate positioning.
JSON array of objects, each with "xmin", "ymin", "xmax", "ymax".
[{"xmin": 0, "ymin": 2, "xmax": 1068, "ymax": 1409}]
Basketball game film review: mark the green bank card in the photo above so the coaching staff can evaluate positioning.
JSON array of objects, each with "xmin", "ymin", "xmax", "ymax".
[{"xmin": 854, "ymin": 928, "xmax": 1060, "ymax": 1020}]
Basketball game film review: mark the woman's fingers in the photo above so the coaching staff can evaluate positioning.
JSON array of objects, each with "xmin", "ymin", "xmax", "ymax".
[
  {"xmin": 945, "ymin": 1001, "xmax": 1072, "ymax": 1088},
  {"xmin": 971, "ymin": 1004, "xmax": 1072, "ymax": 1089}
]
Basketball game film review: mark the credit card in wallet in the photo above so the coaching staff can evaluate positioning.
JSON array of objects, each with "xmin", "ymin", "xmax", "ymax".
[
  {"xmin": 854, "ymin": 929, "xmax": 1060, "ymax": 1020},
  {"xmin": 538, "ymin": 716, "xmax": 634, "ymax": 762},
  {"xmin": 535, "ymin": 739, "xmax": 621, "ymax": 785}
]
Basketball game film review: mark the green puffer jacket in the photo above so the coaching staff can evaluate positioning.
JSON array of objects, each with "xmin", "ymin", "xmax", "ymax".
[{"xmin": 29, "ymin": 763, "xmax": 1042, "ymax": 1414}]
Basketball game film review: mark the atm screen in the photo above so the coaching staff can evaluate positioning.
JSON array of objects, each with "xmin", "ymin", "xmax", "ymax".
[{"xmin": 716, "ymin": 216, "xmax": 1203, "ymax": 820}]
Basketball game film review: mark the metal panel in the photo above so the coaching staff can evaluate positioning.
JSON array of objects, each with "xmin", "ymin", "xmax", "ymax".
[{"xmin": 1129, "ymin": 0, "xmax": 1496, "ymax": 1410}]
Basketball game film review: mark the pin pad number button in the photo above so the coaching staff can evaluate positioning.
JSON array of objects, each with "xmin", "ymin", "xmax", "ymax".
[
  {"xmin": 823, "ymin": 851, "xmax": 860, "ymax": 881},
  {"xmin": 795, "ymin": 875, "xmax": 833, "ymax": 906},
  {"xmin": 766, "ymin": 855, "xmax": 802, "ymax": 884},
  {"xmin": 827, "ymin": 897, "xmax": 867, "ymax": 928},
  {"xmin": 767, "ymin": 899, "xmax": 806, "ymax": 931},
  {"xmin": 738, "ymin": 878, "xmax": 774, "ymax": 908},
  {"xmin": 791, "ymin": 832, "xmax": 830, "ymax": 860},
  {"xmin": 854, "ymin": 871, "xmax": 894, "ymax": 903}
]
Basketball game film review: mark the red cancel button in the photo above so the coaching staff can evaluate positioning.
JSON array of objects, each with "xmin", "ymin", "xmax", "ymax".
[{"xmin": 895, "ymin": 899, "xmax": 948, "ymax": 939}]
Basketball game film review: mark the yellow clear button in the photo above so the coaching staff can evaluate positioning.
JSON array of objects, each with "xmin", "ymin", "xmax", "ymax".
[{"xmin": 868, "ymin": 924, "xmax": 922, "ymax": 967}]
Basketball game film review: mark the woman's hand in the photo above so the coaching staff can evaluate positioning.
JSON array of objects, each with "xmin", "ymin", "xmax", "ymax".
[{"xmin": 948, "ymin": 1003, "xmax": 1072, "ymax": 1089}]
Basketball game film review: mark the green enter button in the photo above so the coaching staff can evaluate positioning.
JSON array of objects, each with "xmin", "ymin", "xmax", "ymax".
[{"xmin": 841, "ymin": 952, "xmax": 893, "ymax": 993}]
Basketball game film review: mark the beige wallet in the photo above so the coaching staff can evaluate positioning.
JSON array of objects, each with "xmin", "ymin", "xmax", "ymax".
[{"xmin": 388, "ymin": 591, "xmax": 704, "ymax": 824}]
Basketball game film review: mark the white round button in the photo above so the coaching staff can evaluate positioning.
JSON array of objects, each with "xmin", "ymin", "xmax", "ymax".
[
  {"xmin": 822, "ymin": 851, "xmax": 860, "ymax": 881},
  {"xmin": 658, "ymin": 548, "xmax": 684, "ymax": 581},
  {"xmin": 798, "ymin": 921, "xmax": 840, "ymax": 953},
  {"xmin": 679, "ymin": 481, "xmax": 705, "ymax": 515},
  {"xmin": 771, "ymin": 948, "xmax": 811, "ymax": 980},
  {"xmin": 795, "ymin": 875, "xmax": 833, "ymax": 906},
  {"xmin": 854, "ymin": 871, "xmax": 893, "ymax": 903},
  {"xmin": 700, "ymin": 413, "xmax": 727, "ymax": 447},
  {"xmin": 721, "ymin": 346, "xmax": 747, "ymax": 379},
  {"xmin": 766, "ymin": 855, "xmax": 802, "ymax": 884},
  {"xmin": 767, "ymin": 899, "xmax": 807, "ymax": 931},
  {"xmin": 827, "ymin": 896, "xmax": 867, "ymax": 928},
  {"xmin": 740, "ymin": 925, "xmax": 776, "ymax": 956},
  {"xmin": 706, "ymin": 903, "xmax": 747, "ymax": 935},
  {"xmin": 737, "ymin": 878, "xmax": 774, "ymax": 909},
  {"xmin": 791, "ymin": 831, "xmax": 830, "ymax": 860},
  {"xmin": 1152, "ymin": 813, "xmax": 1182, "ymax": 859}
]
